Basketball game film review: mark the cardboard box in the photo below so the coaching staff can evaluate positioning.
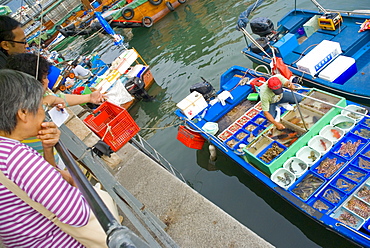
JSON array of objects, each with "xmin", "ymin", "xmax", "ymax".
[
  {"xmin": 177, "ymin": 91, "xmax": 208, "ymax": 119},
  {"xmin": 296, "ymin": 40, "xmax": 342, "ymax": 76}
]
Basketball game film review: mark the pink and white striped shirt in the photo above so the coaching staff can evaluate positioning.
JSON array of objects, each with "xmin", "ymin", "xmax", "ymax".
[{"xmin": 0, "ymin": 137, "xmax": 90, "ymax": 247}]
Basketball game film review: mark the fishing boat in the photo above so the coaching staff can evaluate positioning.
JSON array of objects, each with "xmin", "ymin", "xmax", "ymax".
[
  {"xmin": 175, "ymin": 65, "xmax": 370, "ymax": 247},
  {"xmin": 237, "ymin": 0, "xmax": 370, "ymax": 103},
  {"xmin": 56, "ymin": 0, "xmax": 188, "ymax": 37},
  {"xmin": 51, "ymin": 48, "xmax": 154, "ymax": 110}
]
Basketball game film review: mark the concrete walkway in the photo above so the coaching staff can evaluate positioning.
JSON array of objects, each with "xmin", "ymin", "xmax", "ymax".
[{"xmin": 114, "ymin": 142, "xmax": 274, "ymax": 248}]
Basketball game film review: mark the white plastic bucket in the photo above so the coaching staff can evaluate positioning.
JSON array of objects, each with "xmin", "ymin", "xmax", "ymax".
[
  {"xmin": 330, "ymin": 115, "xmax": 355, "ymax": 133},
  {"xmin": 341, "ymin": 105, "xmax": 368, "ymax": 123},
  {"xmin": 308, "ymin": 135, "xmax": 333, "ymax": 156},
  {"xmin": 270, "ymin": 168, "xmax": 296, "ymax": 189},
  {"xmin": 319, "ymin": 125, "xmax": 344, "ymax": 144},
  {"xmin": 202, "ymin": 122, "xmax": 219, "ymax": 135},
  {"xmin": 296, "ymin": 146, "xmax": 321, "ymax": 167},
  {"xmin": 283, "ymin": 157, "xmax": 308, "ymax": 178}
]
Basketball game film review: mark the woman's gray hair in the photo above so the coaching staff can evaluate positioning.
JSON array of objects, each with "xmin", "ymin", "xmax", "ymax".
[{"xmin": 0, "ymin": 69, "xmax": 44, "ymax": 134}]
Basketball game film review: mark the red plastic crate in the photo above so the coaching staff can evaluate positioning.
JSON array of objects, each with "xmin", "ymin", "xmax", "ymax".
[
  {"xmin": 177, "ymin": 125, "xmax": 205, "ymax": 149},
  {"xmin": 83, "ymin": 101, "xmax": 140, "ymax": 151}
]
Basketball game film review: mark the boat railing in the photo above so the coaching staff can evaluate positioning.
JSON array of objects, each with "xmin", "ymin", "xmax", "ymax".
[
  {"xmin": 326, "ymin": 9, "xmax": 370, "ymax": 16},
  {"xmin": 130, "ymin": 134, "xmax": 187, "ymax": 184}
]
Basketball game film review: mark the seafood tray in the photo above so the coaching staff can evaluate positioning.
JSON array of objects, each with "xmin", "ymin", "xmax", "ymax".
[
  {"xmin": 356, "ymin": 184, "xmax": 370, "ymax": 204},
  {"xmin": 301, "ymin": 90, "xmax": 341, "ymax": 114},
  {"xmin": 332, "ymin": 132, "xmax": 368, "ymax": 160},
  {"xmin": 283, "ymin": 157, "xmax": 308, "ymax": 178},
  {"xmin": 254, "ymin": 101, "xmax": 262, "ymax": 111},
  {"xmin": 265, "ymin": 125, "xmax": 305, "ymax": 148},
  {"xmin": 319, "ymin": 125, "xmax": 344, "ymax": 144},
  {"xmin": 227, "ymin": 122, "xmax": 242, "ymax": 134},
  {"xmin": 257, "ymin": 141, "xmax": 286, "ymax": 164},
  {"xmin": 331, "ymin": 207, "xmax": 365, "ymax": 230},
  {"xmin": 330, "ymin": 115, "xmax": 356, "ymax": 133},
  {"xmin": 320, "ymin": 186, "xmax": 346, "ymax": 206},
  {"xmin": 281, "ymin": 104, "xmax": 324, "ymax": 130},
  {"xmin": 339, "ymin": 165, "xmax": 368, "ymax": 185},
  {"xmin": 296, "ymin": 146, "xmax": 321, "ymax": 167},
  {"xmin": 343, "ymin": 195, "xmax": 370, "ymax": 220},
  {"xmin": 351, "ymin": 124, "xmax": 370, "ymax": 139},
  {"xmin": 351, "ymin": 155, "xmax": 370, "ymax": 172},
  {"xmin": 311, "ymin": 152, "xmax": 347, "ymax": 179},
  {"xmin": 242, "ymin": 121, "xmax": 259, "ymax": 133},
  {"xmin": 246, "ymin": 135, "xmax": 275, "ymax": 156},
  {"xmin": 308, "ymin": 197, "xmax": 335, "ymax": 214},
  {"xmin": 270, "ymin": 168, "xmax": 296, "ymax": 189},
  {"xmin": 245, "ymin": 108, "xmax": 260, "ymax": 119},
  {"xmin": 250, "ymin": 114, "xmax": 268, "ymax": 127},
  {"xmin": 217, "ymin": 130, "xmax": 233, "ymax": 141},
  {"xmin": 360, "ymin": 117, "xmax": 370, "ymax": 129},
  {"xmin": 361, "ymin": 143, "xmax": 370, "ymax": 158},
  {"xmin": 308, "ymin": 135, "xmax": 333, "ymax": 156},
  {"xmin": 235, "ymin": 115, "xmax": 251, "ymax": 126},
  {"xmin": 341, "ymin": 104, "xmax": 368, "ymax": 123},
  {"xmin": 291, "ymin": 172, "xmax": 326, "ymax": 201},
  {"xmin": 331, "ymin": 175, "xmax": 358, "ymax": 194},
  {"xmin": 225, "ymin": 136, "xmax": 240, "ymax": 150}
]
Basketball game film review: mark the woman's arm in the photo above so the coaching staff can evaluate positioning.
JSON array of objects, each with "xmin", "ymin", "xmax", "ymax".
[{"xmin": 64, "ymin": 89, "xmax": 105, "ymax": 106}]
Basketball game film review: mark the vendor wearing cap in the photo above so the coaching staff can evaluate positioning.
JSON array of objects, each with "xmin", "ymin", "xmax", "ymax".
[{"xmin": 260, "ymin": 75, "xmax": 302, "ymax": 130}]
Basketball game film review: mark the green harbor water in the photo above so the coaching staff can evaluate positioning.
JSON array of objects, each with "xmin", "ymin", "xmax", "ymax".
[{"xmin": 58, "ymin": 0, "xmax": 368, "ymax": 247}]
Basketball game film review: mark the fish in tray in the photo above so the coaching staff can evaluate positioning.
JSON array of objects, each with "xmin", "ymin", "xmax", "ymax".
[
  {"xmin": 270, "ymin": 128, "xmax": 300, "ymax": 147},
  {"xmin": 292, "ymin": 174, "xmax": 324, "ymax": 200}
]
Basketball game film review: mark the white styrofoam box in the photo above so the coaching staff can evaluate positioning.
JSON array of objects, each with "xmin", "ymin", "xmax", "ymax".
[
  {"xmin": 296, "ymin": 146, "xmax": 320, "ymax": 167},
  {"xmin": 308, "ymin": 135, "xmax": 333, "ymax": 156},
  {"xmin": 177, "ymin": 91, "xmax": 208, "ymax": 119},
  {"xmin": 283, "ymin": 157, "xmax": 308, "ymax": 178},
  {"xmin": 318, "ymin": 55, "xmax": 356, "ymax": 84},
  {"xmin": 341, "ymin": 104, "xmax": 368, "ymax": 123},
  {"xmin": 114, "ymin": 49, "xmax": 139, "ymax": 74},
  {"xmin": 270, "ymin": 168, "xmax": 296, "ymax": 189},
  {"xmin": 296, "ymin": 40, "xmax": 342, "ymax": 76}
]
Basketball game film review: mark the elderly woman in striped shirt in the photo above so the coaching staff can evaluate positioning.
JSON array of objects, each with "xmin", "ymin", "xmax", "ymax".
[{"xmin": 0, "ymin": 69, "xmax": 90, "ymax": 247}]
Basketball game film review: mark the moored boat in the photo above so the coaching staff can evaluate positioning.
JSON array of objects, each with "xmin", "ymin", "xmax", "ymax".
[
  {"xmin": 175, "ymin": 65, "xmax": 370, "ymax": 247},
  {"xmin": 50, "ymin": 48, "xmax": 154, "ymax": 110},
  {"xmin": 237, "ymin": 0, "xmax": 370, "ymax": 103}
]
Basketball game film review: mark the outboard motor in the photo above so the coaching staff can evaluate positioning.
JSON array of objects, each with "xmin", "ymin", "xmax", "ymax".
[
  {"xmin": 250, "ymin": 17, "xmax": 278, "ymax": 42},
  {"xmin": 125, "ymin": 77, "xmax": 152, "ymax": 101},
  {"xmin": 190, "ymin": 77, "xmax": 216, "ymax": 101}
]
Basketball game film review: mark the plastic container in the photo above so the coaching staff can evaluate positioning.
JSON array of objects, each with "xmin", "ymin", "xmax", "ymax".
[
  {"xmin": 202, "ymin": 122, "xmax": 219, "ymax": 135},
  {"xmin": 283, "ymin": 157, "xmax": 308, "ymax": 178},
  {"xmin": 177, "ymin": 126, "xmax": 205, "ymax": 150},
  {"xmin": 308, "ymin": 135, "xmax": 333, "ymax": 156},
  {"xmin": 332, "ymin": 132, "xmax": 367, "ymax": 160},
  {"xmin": 318, "ymin": 55, "xmax": 357, "ymax": 85},
  {"xmin": 321, "ymin": 186, "xmax": 346, "ymax": 206},
  {"xmin": 257, "ymin": 141, "xmax": 286, "ymax": 164},
  {"xmin": 351, "ymin": 124, "xmax": 370, "ymax": 139},
  {"xmin": 217, "ymin": 130, "xmax": 233, "ymax": 141},
  {"xmin": 319, "ymin": 125, "xmax": 344, "ymax": 144},
  {"xmin": 235, "ymin": 115, "xmax": 250, "ymax": 126},
  {"xmin": 331, "ymin": 175, "xmax": 357, "ymax": 194},
  {"xmin": 330, "ymin": 115, "xmax": 355, "ymax": 133},
  {"xmin": 83, "ymin": 101, "xmax": 140, "ymax": 151},
  {"xmin": 351, "ymin": 155, "xmax": 370, "ymax": 172},
  {"xmin": 270, "ymin": 168, "xmax": 296, "ymax": 189},
  {"xmin": 296, "ymin": 146, "xmax": 321, "ymax": 167},
  {"xmin": 245, "ymin": 108, "xmax": 260, "ymax": 119},
  {"xmin": 291, "ymin": 172, "xmax": 325, "ymax": 201},
  {"xmin": 339, "ymin": 165, "xmax": 367, "ymax": 185},
  {"xmin": 331, "ymin": 207, "xmax": 364, "ymax": 230},
  {"xmin": 312, "ymin": 152, "xmax": 347, "ymax": 179},
  {"xmin": 309, "ymin": 197, "xmax": 335, "ymax": 214},
  {"xmin": 341, "ymin": 105, "xmax": 368, "ymax": 123}
]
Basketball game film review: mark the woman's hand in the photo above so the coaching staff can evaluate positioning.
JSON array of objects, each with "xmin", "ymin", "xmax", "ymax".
[
  {"xmin": 38, "ymin": 122, "xmax": 61, "ymax": 148},
  {"xmin": 89, "ymin": 88, "xmax": 106, "ymax": 104},
  {"xmin": 43, "ymin": 95, "xmax": 66, "ymax": 109}
]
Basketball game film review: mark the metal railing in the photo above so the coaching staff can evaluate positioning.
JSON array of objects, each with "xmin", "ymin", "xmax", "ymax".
[{"xmin": 130, "ymin": 134, "xmax": 187, "ymax": 184}]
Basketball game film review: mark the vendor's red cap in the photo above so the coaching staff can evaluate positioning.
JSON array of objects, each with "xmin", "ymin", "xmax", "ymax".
[{"xmin": 267, "ymin": 77, "xmax": 283, "ymax": 95}]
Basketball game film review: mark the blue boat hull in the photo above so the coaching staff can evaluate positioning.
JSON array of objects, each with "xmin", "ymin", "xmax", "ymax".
[
  {"xmin": 175, "ymin": 65, "xmax": 370, "ymax": 247},
  {"xmin": 241, "ymin": 9, "xmax": 370, "ymax": 104}
]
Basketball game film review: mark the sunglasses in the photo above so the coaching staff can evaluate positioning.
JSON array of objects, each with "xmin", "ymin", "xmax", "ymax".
[{"xmin": 3, "ymin": 40, "xmax": 28, "ymax": 45}]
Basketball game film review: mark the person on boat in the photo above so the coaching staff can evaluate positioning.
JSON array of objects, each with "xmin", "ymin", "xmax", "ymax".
[
  {"xmin": 0, "ymin": 69, "xmax": 90, "ymax": 247},
  {"xmin": 6, "ymin": 53, "xmax": 106, "ymax": 167},
  {"xmin": 0, "ymin": 16, "xmax": 28, "ymax": 69},
  {"xmin": 260, "ymin": 75, "xmax": 302, "ymax": 130},
  {"xmin": 70, "ymin": 60, "xmax": 93, "ymax": 81}
]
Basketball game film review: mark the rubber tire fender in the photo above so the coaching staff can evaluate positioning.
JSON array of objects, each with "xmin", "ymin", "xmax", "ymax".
[
  {"xmin": 178, "ymin": 0, "xmax": 186, "ymax": 3},
  {"xmin": 142, "ymin": 16, "xmax": 153, "ymax": 28},
  {"xmin": 166, "ymin": 1, "xmax": 175, "ymax": 11},
  {"xmin": 148, "ymin": 0, "xmax": 162, "ymax": 5},
  {"xmin": 121, "ymin": 7, "xmax": 134, "ymax": 20}
]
